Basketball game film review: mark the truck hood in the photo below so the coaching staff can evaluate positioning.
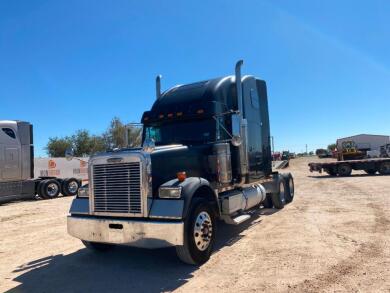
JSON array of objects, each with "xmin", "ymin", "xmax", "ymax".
[{"xmin": 150, "ymin": 144, "xmax": 212, "ymax": 195}]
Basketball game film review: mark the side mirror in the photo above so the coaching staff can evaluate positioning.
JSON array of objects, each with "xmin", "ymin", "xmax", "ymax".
[
  {"xmin": 142, "ymin": 138, "xmax": 155, "ymax": 153},
  {"xmin": 65, "ymin": 147, "xmax": 74, "ymax": 161}
]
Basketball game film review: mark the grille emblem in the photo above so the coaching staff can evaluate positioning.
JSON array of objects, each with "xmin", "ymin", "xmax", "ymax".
[{"xmin": 107, "ymin": 157, "xmax": 123, "ymax": 163}]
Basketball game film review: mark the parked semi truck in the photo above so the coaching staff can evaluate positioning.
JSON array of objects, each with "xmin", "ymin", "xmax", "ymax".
[
  {"xmin": 67, "ymin": 61, "xmax": 295, "ymax": 265},
  {"xmin": 0, "ymin": 120, "xmax": 81, "ymax": 204}
]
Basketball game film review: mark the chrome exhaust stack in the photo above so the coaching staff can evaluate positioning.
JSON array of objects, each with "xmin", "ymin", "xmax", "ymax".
[
  {"xmin": 233, "ymin": 60, "xmax": 249, "ymax": 183},
  {"xmin": 156, "ymin": 74, "xmax": 162, "ymax": 100}
]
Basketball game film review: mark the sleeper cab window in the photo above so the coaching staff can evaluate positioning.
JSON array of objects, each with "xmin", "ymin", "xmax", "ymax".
[
  {"xmin": 250, "ymin": 88, "xmax": 259, "ymax": 109},
  {"xmin": 2, "ymin": 128, "xmax": 16, "ymax": 139}
]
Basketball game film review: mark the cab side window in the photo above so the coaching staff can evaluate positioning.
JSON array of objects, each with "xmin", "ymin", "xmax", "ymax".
[{"xmin": 2, "ymin": 128, "xmax": 16, "ymax": 139}]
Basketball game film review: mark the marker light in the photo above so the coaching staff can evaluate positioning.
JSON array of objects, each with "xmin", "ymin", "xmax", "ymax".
[{"xmin": 177, "ymin": 171, "xmax": 187, "ymax": 182}]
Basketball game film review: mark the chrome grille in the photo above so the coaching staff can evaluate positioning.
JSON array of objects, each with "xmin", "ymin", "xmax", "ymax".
[{"xmin": 93, "ymin": 162, "xmax": 142, "ymax": 214}]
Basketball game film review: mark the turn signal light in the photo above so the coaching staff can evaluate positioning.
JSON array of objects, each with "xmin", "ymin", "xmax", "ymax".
[{"xmin": 177, "ymin": 171, "xmax": 187, "ymax": 182}]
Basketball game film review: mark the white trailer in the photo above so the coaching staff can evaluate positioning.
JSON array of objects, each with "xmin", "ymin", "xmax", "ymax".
[{"xmin": 0, "ymin": 120, "xmax": 81, "ymax": 204}]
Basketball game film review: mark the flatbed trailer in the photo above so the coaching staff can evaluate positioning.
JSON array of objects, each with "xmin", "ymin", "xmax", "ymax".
[{"xmin": 309, "ymin": 158, "xmax": 390, "ymax": 176}]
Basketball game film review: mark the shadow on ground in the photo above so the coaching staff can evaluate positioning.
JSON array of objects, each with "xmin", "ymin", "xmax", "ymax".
[{"xmin": 7, "ymin": 208, "xmax": 279, "ymax": 293}]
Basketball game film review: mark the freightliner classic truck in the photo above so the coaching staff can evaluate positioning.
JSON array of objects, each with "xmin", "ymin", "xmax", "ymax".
[
  {"xmin": 0, "ymin": 120, "xmax": 81, "ymax": 204},
  {"xmin": 67, "ymin": 61, "xmax": 295, "ymax": 264}
]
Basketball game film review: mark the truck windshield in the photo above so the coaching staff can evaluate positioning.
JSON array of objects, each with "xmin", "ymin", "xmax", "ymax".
[{"xmin": 144, "ymin": 119, "xmax": 217, "ymax": 145}]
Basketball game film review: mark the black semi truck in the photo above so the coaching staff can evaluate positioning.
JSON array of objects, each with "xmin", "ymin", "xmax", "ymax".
[{"xmin": 67, "ymin": 61, "xmax": 294, "ymax": 264}]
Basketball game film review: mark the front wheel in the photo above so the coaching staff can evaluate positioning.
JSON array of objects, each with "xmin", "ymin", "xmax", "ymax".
[
  {"xmin": 338, "ymin": 164, "xmax": 352, "ymax": 176},
  {"xmin": 176, "ymin": 199, "xmax": 216, "ymax": 265}
]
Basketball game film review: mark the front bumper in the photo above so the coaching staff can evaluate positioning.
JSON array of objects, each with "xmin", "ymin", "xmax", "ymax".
[{"xmin": 67, "ymin": 215, "xmax": 184, "ymax": 249}]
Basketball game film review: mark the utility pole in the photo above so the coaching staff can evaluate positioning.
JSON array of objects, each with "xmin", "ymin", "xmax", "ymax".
[
  {"xmin": 271, "ymin": 136, "xmax": 274, "ymax": 154},
  {"xmin": 305, "ymin": 144, "xmax": 308, "ymax": 155}
]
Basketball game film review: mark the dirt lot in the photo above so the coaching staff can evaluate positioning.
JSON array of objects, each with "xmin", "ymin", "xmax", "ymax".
[{"xmin": 1, "ymin": 157, "xmax": 389, "ymax": 292}]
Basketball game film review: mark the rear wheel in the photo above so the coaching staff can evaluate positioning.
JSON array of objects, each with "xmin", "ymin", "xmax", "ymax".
[
  {"xmin": 176, "ymin": 199, "xmax": 216, "ymax": 265},
  {"xmin": 262, "ymin": 195, "xmax": 273, "ymax": 208},
  {"xmin": 62, "ymin": 178, "xmax": 80, "ymax": 196},
  {"xmin": 283, "ymin": 173, "xmax": 294, "ymax": 203},
  {"xmin": 271, "ymin": 177, "xmax": 286, "ymax": 209},
  {"xmin": 364, "ymin": 169, "xmax": 377, "ymax": 175},
  {"xmin": 325, "ymin": 168, "xmax": 337, "ymax": 176},
  {"xmin": 82, "ymin": 240, "xmax": 113, "ymax": 252},
  {"xmin": 38, "ymin": 179, "xmax": 61, "ymax": 199},
  {"xmin": 379, "ymin": 162, "xmax": 390, "ymax": 175},
  {"xmin": 337, "ymin": 164, "xmax": 352, "ymax": 176}
]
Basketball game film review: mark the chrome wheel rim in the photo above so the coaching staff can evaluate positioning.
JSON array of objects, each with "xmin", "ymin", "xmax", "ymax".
[
  {"xmin": 193, "ymin": 211, "xmax": 212, "ymax": 251},
  {"xmin": 68, "ymin": 181, "xmax": 78, "ymax": 193},
  {"xmin": 47, "ymin": 183, "xmax": 59, "ymax": 197}
]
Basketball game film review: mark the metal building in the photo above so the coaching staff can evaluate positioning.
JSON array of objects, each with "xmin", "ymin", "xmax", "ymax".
[{"xmin": 337, "ymin": 134, "xmax": 390, "ymax": 151}]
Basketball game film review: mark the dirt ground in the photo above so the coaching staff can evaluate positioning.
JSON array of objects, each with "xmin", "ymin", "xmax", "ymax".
[{"xmin": 0, "ymin": 157, "xmax": 389, "ymax": 292}]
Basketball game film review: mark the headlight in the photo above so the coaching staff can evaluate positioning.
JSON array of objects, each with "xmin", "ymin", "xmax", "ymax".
[
  {"xmin": 159, "ymin": 186, "xmax": 182, "ymax": 198},
  {"xmin": 77, "ymin": 186, "xmax": 89, "ymax": 198}
]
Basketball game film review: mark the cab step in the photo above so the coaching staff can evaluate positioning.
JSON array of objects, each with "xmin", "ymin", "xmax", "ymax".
[{"xmin": 222, "ymin": 214, "xmax": 251, "ymax": 225}]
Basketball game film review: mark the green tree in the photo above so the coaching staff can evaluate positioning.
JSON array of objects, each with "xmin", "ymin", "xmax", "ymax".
[
  {"xmin": 327, "ymin": 143, "xmax": 336, "ymax": 151},
  {"xmin": 104, "ymin": 117, "xmax": 142, "ymax": 149},
  {"xmin": 72, "ymin": 130, "xmax": 92, "ymax": 157},
  {"xmin": 89, "ymin": 135, "xmax": 107, "ymax": 154},
  {"xmin": 45, "ymin": 136, "xmax": 73, "ymax": 157},
  {"xmin": 45, "ymin": 117, "xmax": 142, "ymax": 157}
]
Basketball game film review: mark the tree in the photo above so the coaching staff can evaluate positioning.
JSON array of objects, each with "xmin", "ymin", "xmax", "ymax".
[
  {"xmin": 72, "ymin": 130, "xmax": 92, "ymax": 157},
  {"xmin": 104, "ymin": 117, "xmax": 142, "ymax": 149},
  {"xmin": 327, "ymin": 143, "xmax": 336, "ymax": 151},
  {"xmin": 89, "ymin": 135, "xmax": 107, "ymax": 154},
  {"xmin": 45, "ymin": 137, "xmax": 73, "ymax": 157},
  {"xmin": 106, "ymin": 117, "xmax": 127, "ymax": 149},
  {"xmin": 45, "ymin": 117, "xmax": 142, "ymax": 157}
]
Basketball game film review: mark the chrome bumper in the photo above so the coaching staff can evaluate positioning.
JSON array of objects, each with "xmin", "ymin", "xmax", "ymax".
[{"xmin": 67, "ymin": 216, "xmax": 184, "ymax": 249}]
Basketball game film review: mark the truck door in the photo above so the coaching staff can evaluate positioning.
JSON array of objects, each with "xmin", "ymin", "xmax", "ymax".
[
  {"xmin": 3, "ymin": 148, "xmax": 20, "ymax": 180},
  {"xmin": 1, "ymin": 127, "xmax": 21, "ymax": 180}
]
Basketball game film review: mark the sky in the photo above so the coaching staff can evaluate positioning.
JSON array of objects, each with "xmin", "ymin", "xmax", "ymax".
[{"xmin": 1, "ymin": 0, "xmax": 389, "ymax": 156}]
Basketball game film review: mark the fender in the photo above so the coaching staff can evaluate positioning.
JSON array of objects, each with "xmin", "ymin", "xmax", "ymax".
[{"xmin": 159, "ymin": 177, "xmax": 219, "ymax": 218}]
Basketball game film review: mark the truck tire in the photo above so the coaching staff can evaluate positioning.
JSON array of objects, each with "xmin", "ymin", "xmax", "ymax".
[
  {"xmin": 62, "ymin": 178, "xmax": 80, "ymax": 196},
  {"xmin": 262, "ymin": 195, "xmax": 273, "ymax": 208},
  {"xmin": 379, "ymin": 162, "xmax": 390, "ymax": 175},
  {"xmin": 271, "ymin": 177, "xmax": 286, "ymax": 209},
  {"xmin": 364, "ymin": 169, "xmax": 377, "ymax": 175},
  {"xmin": 38, "ymin": 179, "xmax": 61, "ymax": 199},
  {"xmin": 176, "ymin": 199, "xmax": 216, "ymax": 265},
  {"xmin": 337, "ymin": 164, "xmax": 352, "ymax": 176},
  {"xmin": 82, "ymin": 240, "xmax": 113, "ymax": 252},
  {"xmin": 282, "ymin": 173, "xmax": 294, "ymax": 203},
  {"xmin": 325, "ymin": 168, "xmax": 337, "ymax": 176}
]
